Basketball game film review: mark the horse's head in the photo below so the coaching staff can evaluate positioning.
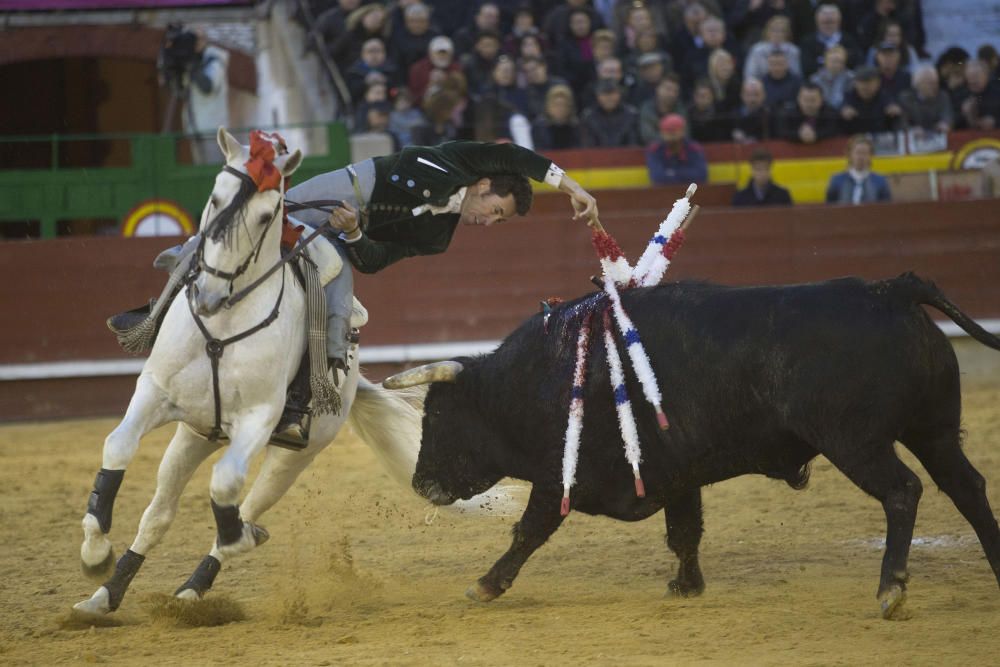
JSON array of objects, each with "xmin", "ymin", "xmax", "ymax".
[{"xmin": 190, "ymin": 128, "xmax": 302, "ymax": 317}]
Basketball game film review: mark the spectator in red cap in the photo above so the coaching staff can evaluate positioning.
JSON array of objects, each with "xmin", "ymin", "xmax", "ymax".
[{"xmin": 645, "ymin": 113, "xmax": 708, "ymax": 185}]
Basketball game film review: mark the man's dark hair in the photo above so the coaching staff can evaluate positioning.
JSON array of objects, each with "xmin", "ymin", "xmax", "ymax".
[
  {"xmin": 799, "ymin": 81, "xmax": 822, "ymax": 95},
  {"xmin": 487, "ymin": 173, "xmax": 533, "ymax": 216}
]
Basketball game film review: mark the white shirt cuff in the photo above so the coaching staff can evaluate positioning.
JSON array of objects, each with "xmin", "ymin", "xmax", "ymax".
[{"xmin": 544, "ymin": 163, "xmax": 565, "ymax": 188}]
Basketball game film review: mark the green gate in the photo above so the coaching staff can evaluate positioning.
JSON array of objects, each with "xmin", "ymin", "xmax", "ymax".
[{"xmin": 0, "ymin": 123, "xmax": 351, "ymax": 239}]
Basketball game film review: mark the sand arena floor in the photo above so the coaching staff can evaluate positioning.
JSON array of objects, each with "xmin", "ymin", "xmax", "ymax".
[{"xmin": 1, "ymin": 381, "xmax": 999, "ymax": 666}]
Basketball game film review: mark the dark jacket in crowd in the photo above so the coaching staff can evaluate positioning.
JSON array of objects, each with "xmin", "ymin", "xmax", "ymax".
[
  {"xmin": 732, "ymin": 104, "xmax": 772, "ymax": 141},
  {"xmin": 800, "ymin": 31, "xmax": 862, "ymax": 77},
  {"xmin": 762, "ymin": 72, "xmax": 803, "ymax": 109},
  {"xmin": 878, "ymin": 68, "xmax": 912, "ymax": 103},
  {"xmin": 841, "ymin": 87, "xmax": 901, "ymax": 134},
  {"xmin": 898, "ymin": 89, "xmax": 954, "ymax": 129},
  {"xmin": 775, "ymin": 100, "xmax": 840, "ymax": 142},
  {"xmin": 531, "ymin": 117, "xmax": 582, "ymax": 150},
  {"xmin": 732, "ymin": 180, "xmax": 793, "ymax": 206},
  {"xmin": 579, "ymin": 102, "xmax": 642, "ymax": 147}
]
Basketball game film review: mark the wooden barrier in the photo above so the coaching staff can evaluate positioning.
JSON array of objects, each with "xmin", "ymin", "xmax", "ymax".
[{"xmin": 1, "ymin": 194, "xmax": 999, "ymax": 419}]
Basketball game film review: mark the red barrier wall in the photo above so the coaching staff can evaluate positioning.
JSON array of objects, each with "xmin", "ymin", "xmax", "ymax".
[{"xmin": 2, "ymin": 192, "xmax": 999, "ymax": 419}]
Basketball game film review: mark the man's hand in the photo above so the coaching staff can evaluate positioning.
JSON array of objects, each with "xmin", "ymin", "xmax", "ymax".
[
  {"xmin": 328, "ymin": 201, "xmax": 362, "ymax": 241},
  {"xmin": 558, "ymin": 174, "xmax": 599, "ymax": 228}
]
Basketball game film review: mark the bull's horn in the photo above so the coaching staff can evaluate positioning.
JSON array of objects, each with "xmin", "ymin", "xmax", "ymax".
[{"xmin": 382, "ymin": 361, "xmax": 464, "ymax": 389}]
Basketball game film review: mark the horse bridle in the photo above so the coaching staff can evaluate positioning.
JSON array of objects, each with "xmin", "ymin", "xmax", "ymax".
[{"xmin": 186, "ymin": 164, "xmax": 347, "ymax": 441}]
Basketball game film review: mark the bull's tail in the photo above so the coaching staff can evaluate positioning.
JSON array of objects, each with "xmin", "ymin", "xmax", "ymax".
[
  {"xmin": 897, "ymin": 272, "xmax": 1000, "ymax": 351},
  {"xmin": 347, "ymin": 376, "xmax": 426, "ymax": 491}
]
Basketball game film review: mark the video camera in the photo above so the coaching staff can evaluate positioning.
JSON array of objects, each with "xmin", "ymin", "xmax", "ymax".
[{"xmin": 159, "ymin": 23, "xmax": 201, "ymax": 89}]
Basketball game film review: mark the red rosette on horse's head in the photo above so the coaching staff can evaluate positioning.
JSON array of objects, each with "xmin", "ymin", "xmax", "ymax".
[{"xmin": 245, "ymin": 130, "xmax": 288, "ymax": 193}]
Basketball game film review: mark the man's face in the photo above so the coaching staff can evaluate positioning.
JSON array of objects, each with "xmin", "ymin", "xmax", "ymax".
[
  {"xmin": 692, "ymin": 85, "xmax": 713, "ymax": 110},
  {"xmin": 915, "ymin": 71, "xmax": 939, "ymax": 98},
  {"xmin": 570, "ymin": 12, "xmax": 592, "ymax": 37},
  {"xmin": 855, "ymin": 77, "xmax": 880, "ymax": 99},
  {"xmin": 493, "ymin": 59, "xmax": 515, "ymax": 86},
  {"xmin": 850, "ymin": 142, "xmax": 873, "ymax": 171},
  {"xmin": 876, "ymin": 49, "xmax": 900, "ymax": 73},
  {"xmin": 366, "ymin": 109, "xmax": 389, "ymax": 131},
  {"xmin": 640, "ymin": 62, "xmax": 664, "ymax": 83},
  {"xmin": 405, "ymin": 11, "xmax": 430, "ymax": 35},
  {"xmin": 660, "ymin": 126, "xmax": 684, "ymax": 144},
  {"xmin": 548, "ymin": 96, "xmax": 572, "ymax": 122},
  {"xmin": 966, "ymin": 62, "xmax": 988, "ymax": 91},
  {"xmin": 430, "ymin": 47, "xmax": 453, "ymax": 68},
  {"xmin": 701, "ymin": 20, "xmax": 725, "ymax": 48},
  {"xmin": 742, "ymin": 81, "xmax": 765, "ymax": 108},
  {"xmin": 597, "ymin": 89, "xmax": 622, "ymax": 111},
  {"xmin": 816, "ymin": 7, "xmax": 840, "ymax": 35},
  {"xmin": 657, "ymin": 80, "xmax": 680, "ymax": 106},
  {"xmin": 750, "ymin": 160, "xmax": 771, "ymax": 188},
  {"xmin": 361, "ymin": 40, "xmax": 386, "ymax": 67},
  {"xmin": 523, "ymin": 60, "xmax": 547, "ymax": 84},
  {"xmin": 476, "ymin": 4, "xmax": 500, "ymax": 31},
  {"xmin": 597, "ymin": 58, "xmax": 623, "ymax": 81},
  {"xmin": 475, "ymin": 37, "xmax": 500, "ymax": 60},
  {"xmin": 459, "ymin": 180, "xmax": 517, "ymax": 227},
  {"xmin": 767, "ymin": 53, "xmax": 789, "ymax": 78},
  {"xmin": 798, "ymin": 88, "xmax": 822, "ymax": 115},
  {"xmin": 824, "ymin": 49, "xmax": 846, "ymax": 73}
]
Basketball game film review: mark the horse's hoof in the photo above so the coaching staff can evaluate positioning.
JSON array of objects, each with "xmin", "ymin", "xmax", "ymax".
[
  {"xmin": 175, "ymin": 588, "xmax": 201, "ymax": 602},
  {"xmin": 73, "ymin": 587, "xmax": 111, "ymax": 617},
  {"xmin": 878, "ymin": 584, "xmax": 907, "ymax": 620},
  {"xmin": 465, "ymin": 582, "xmax": 500, "ymax": 603},
  {"xmin": 81, "ymin": 547, "xmax": 116, "ymax": 581},
  {"xmin": 250, "ymin": 523, "xmax": 269, "ymax": 546}
]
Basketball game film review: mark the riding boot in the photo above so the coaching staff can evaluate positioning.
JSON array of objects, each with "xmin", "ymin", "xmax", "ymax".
[
  {"xmin": 273, "ymin": 351, "xmax": 313, "ymax": 448},
  {"xmin": 107, "ymin": 235, "xmax": 200, "ymax": 352}
]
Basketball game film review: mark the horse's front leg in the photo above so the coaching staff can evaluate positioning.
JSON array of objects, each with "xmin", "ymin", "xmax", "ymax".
[
  {"xmin": 73, "ymin": 425, "xmax": 220, "ymax": 615},
  {"xmin": 80, "ymin": 375, "xmax": 173, "ymax": 579},
  {"xmin": 210, "ymin": 408, "xmax": 277, "ymax": 556}
]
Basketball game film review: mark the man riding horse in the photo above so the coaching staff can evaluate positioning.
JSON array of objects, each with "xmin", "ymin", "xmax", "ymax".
[{"xmin": 114, "ymin": 139, "xmax": 599, "ymax": 445}]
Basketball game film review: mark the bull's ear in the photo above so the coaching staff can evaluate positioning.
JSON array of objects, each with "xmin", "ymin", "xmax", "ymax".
[
  {"xmin": 383, "ymin": 361, "xmax": 464, "ymax": 389},
  {"xmin": 277, "ymin": 149, "xmax": 303, "ymax": 178},
  {"xmin": 217, "ymin": 127, "xmax": 243, "ymax": 162}
]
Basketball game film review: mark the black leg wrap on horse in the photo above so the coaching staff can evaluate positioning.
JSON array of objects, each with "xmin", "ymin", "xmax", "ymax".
[
  {"xmin": 175, "ymin": 555, "xmax": 222, "ymax": 597},
  {"xmin": 211, "ymin": 500, "xmax": 243, "ymax": 546},
  {"xmin": 87, "ymin": 468, "xmax": 125, "ymax": 534},
  {"xmin": 104, "ymin": 549, "xmax": 145, "ymax": 611}
]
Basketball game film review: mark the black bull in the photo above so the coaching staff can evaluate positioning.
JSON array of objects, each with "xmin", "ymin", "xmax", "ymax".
[{"xmin": 389, "ymin": 273, "xmax": 1000, "ymax": 618}]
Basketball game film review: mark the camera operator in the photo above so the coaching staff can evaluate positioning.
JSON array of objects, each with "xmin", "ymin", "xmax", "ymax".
[{"xmin": 159, "ymin": 25, "xmax": 230, "ymax": 164}]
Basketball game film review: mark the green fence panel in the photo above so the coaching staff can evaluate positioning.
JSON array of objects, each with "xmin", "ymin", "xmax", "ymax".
[{"xmin": 0, "ymin": 123, "xmax": 351, "ymax": 239}]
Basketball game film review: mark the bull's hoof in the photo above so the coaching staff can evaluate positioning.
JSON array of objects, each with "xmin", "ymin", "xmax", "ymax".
[
  {"xmin": 72, "ymin": 586, "xmax": 112, "ymax": 617},
  {"xmin": 667, "ymin": 578, "xmax": 705, "ymax": 598},
  {"xmin": 81, "ymin": 547, "xmax": 116, "ymax": 581},
  {"xmin": 465, "ymin": 581, "xmax": 502, "ymax": 603},
  {"xmin": 878, "ymin": 584, "xmax": 907, "ymax": 620}
]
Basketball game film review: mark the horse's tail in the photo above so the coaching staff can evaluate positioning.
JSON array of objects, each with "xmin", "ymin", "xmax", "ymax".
[
  {"xmin": 347, "ymin": 376, "xmax": 427, "ymax": 491},
  {"xmin": 348, "ymin": 376, "xmax": 526, "ymax": 516}
]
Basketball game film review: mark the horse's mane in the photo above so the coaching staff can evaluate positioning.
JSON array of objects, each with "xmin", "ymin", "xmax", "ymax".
[{"xmin": 204, "ymin": 169, "xmax": 259, "ymax": 246}]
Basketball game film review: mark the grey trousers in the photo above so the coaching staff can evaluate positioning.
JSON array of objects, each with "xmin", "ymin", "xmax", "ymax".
[{"xmin": 285, "ymin": 159, "xmax": 376, "ymax": 363}]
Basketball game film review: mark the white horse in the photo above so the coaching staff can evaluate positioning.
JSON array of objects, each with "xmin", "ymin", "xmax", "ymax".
[{"xmin": 74, "ymin": 129, "xmax": 422, "ymax": 616}]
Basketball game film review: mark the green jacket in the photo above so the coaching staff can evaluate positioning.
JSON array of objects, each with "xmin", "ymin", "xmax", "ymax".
[{"xmin": 343, "ymin": 141, "xmax": 553, "ymax": 273}]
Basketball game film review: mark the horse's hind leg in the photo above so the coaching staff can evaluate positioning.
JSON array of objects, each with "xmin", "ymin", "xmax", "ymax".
[
  {"xmin": 74, "ymin": 425, "xmax": 220, "ymax": 615},
  {"xmin": 903, "ymin": 428, "xmax": 1000, "ymax": 588},
  {"xmin": 81, "ymin": 375, "xmax": 173, "ymax": 579},
  {"xmin": 175, "ymin": 439, "xmax": 328, "ymax": 600}
]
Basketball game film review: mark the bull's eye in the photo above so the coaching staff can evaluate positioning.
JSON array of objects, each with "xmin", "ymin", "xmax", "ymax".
[{"xmin": 259, "ymin": 213, "xmax": 271, "ymax": 225}]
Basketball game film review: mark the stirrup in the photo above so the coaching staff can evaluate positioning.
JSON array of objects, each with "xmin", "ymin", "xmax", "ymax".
[{"xmin": 270, "ymin": 410, "xmax": 311, "ymax": 451}]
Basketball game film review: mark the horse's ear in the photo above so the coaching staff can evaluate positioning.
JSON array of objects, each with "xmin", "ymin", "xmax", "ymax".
[
  {"xmin": 216, "ymin": 127, "xmax": 243, "ymax": 162},
  {"xmin": 278, "ymin": 149, "xmax": 303, "ymax": 178}
]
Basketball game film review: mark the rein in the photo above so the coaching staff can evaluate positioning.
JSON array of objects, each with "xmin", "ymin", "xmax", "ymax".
[{"xmin": 186, "ymin": 165, "xmax": 346, "ymax": 441}]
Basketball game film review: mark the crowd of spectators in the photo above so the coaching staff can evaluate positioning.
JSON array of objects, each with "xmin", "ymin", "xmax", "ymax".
[{"xmin": 295, "ymin": 0, "xmax": 999, "ymax": 152}]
